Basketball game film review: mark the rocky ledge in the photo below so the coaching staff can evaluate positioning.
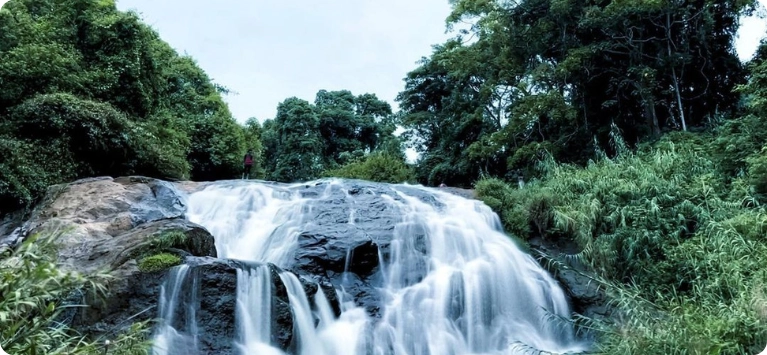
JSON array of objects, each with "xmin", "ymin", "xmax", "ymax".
[
  {"xmin": 160, "ymin": 257, "xmax": 339, "ymax": 354},
  {"xmin": 0, "ymin": 175, "xmax": 609, "ymax": 352},
  {"xmin": 1, "ymin": 176, "xmax": 344, "ymax": 353}
]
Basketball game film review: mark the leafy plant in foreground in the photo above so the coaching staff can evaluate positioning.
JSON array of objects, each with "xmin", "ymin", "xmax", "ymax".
[{"xmin": 0, "ymin": 232, "xmax": 151, "ymax": 354}]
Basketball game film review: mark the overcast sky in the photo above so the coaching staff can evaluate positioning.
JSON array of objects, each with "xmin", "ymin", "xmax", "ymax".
[{"xmin": 114, "ymin": 0, "xmax": 454, "ymax": 123}]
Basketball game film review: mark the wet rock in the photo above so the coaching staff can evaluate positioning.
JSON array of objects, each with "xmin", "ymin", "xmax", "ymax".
[
  {"xmin": 272, "ymin": 180, "xmax": 453, "ymax": 319},
  {"xmin": 528, "ymin": 236, "xmax": 614, "ymax": 322},
  {"xmin": 5, "ymin": 176, "xmax": 214, "ymax": 339},
  {"xmin": 294, "ymin": 231, "xmax": 379, "ymax": 276},
  {"xmin": 164, "ymin": 257, "xmax": 341, "ymax": 354}
]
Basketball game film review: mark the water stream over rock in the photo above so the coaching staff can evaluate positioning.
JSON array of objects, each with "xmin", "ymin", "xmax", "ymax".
[{"xmin": 151, "ymin": 179, "xmax": 589, "ymax": 354}]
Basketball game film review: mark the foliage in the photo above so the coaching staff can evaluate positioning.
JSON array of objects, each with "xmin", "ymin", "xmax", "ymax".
[
  {"xmin": 119, "ymin": 230, "xmax": 188, "ymax": 266},
  {"xmin": 475, "ymin": 132, "xmax": 767, "ymax": 353},
  {"xmin": 261, "ymin": 91, "xmax": 404, "ymax": 182},
  {"xmin": 137, "ymin": 253, "xmax": 181, "ymax": 273},
  {"xmin": 322, "ymin": 152, "xmax": 416, "ymax": 184},
  {"xmin": 261, "ymin": 97, "xmax": 325, "ymax": 182},
  {"xmin": 396, "ymin": 0, "xmax": 756, "ymax": 185},
  {"xmin": 242, "ymin": 117, "xmax": 266, "ymax": 179},
  {"xmin": 0, "ymin": 232, "xmax": 151, "ymax": 354},
  {"xmin": 0, "ymin": 0, "xmax": 262, "ymax": 213}
]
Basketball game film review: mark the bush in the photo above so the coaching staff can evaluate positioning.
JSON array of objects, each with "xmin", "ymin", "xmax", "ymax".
[
  {"xmin": 0, "ymin": 94, "xmax": 196, "ymax": 213},
  {"xmin": 5, "ymin": 93, "xmax": 138, "ymax": 178},
  {"xmin": 0, "ymin": 135, "xmax": 74, "ymax": 212},
  {"xmin": 323, "ymin": 152, "xmax": 416, "ymax": 184},
  {"xmin": 0, "ymin": 232, "xmax": 150, "ymax": 354}
]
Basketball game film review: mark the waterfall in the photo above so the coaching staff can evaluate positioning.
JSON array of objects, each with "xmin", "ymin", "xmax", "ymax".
[
  {"xmin": 152, "ymin": 265, "xmax": 199, "ymax": 355},
  {"xmin": 234, "ymin": 265, "xmax": 281, "ymax": 355},
  {"xmin": 151, "ymin": 179, "xmax": 589, "ymax": 354}
]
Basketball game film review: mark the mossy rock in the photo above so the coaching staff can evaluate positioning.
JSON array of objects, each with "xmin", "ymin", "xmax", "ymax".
[
  {"xmin": 138, "ymin": 252, "xmax": 182, "ymax": 273},
  {"xmin": 109, "ymin": 218, "xmax": 217, "ymax": 270}
]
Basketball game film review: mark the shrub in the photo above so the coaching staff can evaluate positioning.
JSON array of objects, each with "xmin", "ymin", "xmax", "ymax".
[
  {"xmin": 0, "ymin": 232, "xmax": 151, "ymax": 354},
  {"xmin": 475, "ymin": 133, "xmax": 767, "ymax": 353},
  {"xmin": 323, "ymin": 152, "xmax": 416, "ymax": 184}
]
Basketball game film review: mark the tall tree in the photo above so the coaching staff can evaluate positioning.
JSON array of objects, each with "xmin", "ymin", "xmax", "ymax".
[
  {"xmin": 262, "ymin": 97, "xmax": 324, "ymax": 182},
  {"xmin": 399, "ymin": 0, "xmax": 756, "ymax": 185}
]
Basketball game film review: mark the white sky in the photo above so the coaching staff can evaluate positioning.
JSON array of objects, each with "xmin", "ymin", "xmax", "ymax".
[{"xmin": 114, "ymin": 0, "xmax": 455, "ymax": 123}]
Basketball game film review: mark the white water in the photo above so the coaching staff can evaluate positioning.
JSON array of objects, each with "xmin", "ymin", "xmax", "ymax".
[
  {"xmin": 152, "ymin": 265, "xmax": 199, "ymax": 355},
  {"xmin": 153, "ymin": 179, "xmax": 589, "ymax": 355}
]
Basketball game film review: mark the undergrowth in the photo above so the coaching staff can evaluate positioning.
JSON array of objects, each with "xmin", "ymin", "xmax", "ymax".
[
  {"xmin": 476, "ymin": 131, "xmax": 767, "ymax": 354},
  {"xmin": 0, "ymin": 232, "xmax": 151, "ymax": 354}
]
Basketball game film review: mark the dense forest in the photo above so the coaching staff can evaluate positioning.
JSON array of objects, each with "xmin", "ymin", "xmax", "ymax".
[
  {"xmin": 0, "ymin": 0, "xmax": 410, "ymax": 215},
  {"xmin": 2, "ymin": 0, "xmax": 767, "ymax": 353}
]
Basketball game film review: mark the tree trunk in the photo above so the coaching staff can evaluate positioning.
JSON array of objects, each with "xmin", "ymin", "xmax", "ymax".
[
  {"xmin": 667, "ymin": 12, "xmax": 687, "ymax": 131},
  {"xmin": 640, "ymin": 88, "xmax": 661, "ymax": 136}
]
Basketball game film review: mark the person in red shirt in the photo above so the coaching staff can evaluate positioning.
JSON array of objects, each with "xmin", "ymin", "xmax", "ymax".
[{"xmin": 242, "ymin": 150, "xmax": 254, "ymax": 179}]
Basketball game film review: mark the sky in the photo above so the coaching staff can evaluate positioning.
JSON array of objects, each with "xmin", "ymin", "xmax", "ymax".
[{"xmin": 115, "ymin": 0, "xmax": 455, "ymax": 124}]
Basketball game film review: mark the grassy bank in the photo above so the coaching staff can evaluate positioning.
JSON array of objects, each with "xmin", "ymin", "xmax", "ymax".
[{"xmin": 476, "ymin": 131, "xmax": 767, "ymax": 354}]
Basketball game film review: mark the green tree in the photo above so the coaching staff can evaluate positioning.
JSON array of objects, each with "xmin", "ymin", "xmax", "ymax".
[
  {"xmin": 242, "ymin": 117, "xmax": 266, "ymax": 179},
  {"xmin": 0, "ymin": 0, "xmax": 260, "ymax": 212},
  {"xmin": 399, "ymin": 0, "xmax": 756, "ymax": 186},
  {"xmin": 263, "ymin": 97, "xmax": 324, "ymax": 182}
]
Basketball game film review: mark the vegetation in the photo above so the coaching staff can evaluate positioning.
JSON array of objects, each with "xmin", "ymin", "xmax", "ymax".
[
  {"xmin": 261, "ymin": 90, "xmax": 407, "ymax": 183},
  {"xmin": 476, "ymin": 129, "xmax": 767, "ymax": 353},
  {"xmin": 137, "ymin": 253, "xmax": 181, "ymax": 273},
  {"xmin": 2, "ymin": 0, "xmax": 767, "ymax": 352},
  {"xmin": 396, "ymin": 0, "xmax": 756, "ymax": 186},
  {"xmin": 322, "ymin": 152, "xmax": 416, "ymax": 184},
  {"xmin": 0, "ymin": 233, "xmax": 150, "ymax": 354},
  {"xmin": 0, "ymin": 0, "xmax": 259, "ymax": 214}
]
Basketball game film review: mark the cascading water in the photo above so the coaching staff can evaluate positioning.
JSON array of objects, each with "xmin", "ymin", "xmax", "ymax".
[
  {"xmin": 152, "ymin": 265, "xmax": 200, "ymax": 354},
  {"xmin": 151, "ymin": 179, "xmax": 589, "ymax": 355}
]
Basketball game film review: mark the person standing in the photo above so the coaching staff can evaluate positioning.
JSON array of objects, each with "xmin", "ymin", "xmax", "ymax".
[{"xmin": 243, "ymin": 149, "xmax": 254, "ymax": 179}]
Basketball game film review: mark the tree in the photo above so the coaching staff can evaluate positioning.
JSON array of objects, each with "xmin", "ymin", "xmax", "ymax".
[
  {"xmin": 0, "ymin": 0, "xmax": 261, "ymax": 212},
  {"xmin": 242, "ymin": 117, "xmax": 266, "ymax": 179},
  {"xmin": 263, "ymin": 97, "xmax": 324, "ymax": 182},
  {"xmin": 398, "ymin": 0, "xmax": 756, "ymax": 186}
]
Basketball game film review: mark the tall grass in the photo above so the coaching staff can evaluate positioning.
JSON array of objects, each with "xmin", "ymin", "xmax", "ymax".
[
  {"xmin": 0, "ymin": 232, "xmax": 151, "ymax": 354},
  {"xmin": 476, "ymin": 132, "xmax": 767, "ymax": 354}
]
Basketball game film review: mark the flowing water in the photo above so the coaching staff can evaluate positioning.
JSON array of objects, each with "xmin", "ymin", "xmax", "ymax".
[{"xmin": 151, "ymin": 179, "xmax": 589, "ymax": 355}]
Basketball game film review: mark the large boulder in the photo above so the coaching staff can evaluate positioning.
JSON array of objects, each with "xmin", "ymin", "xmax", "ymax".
[
  {"xmin": 285, "ymin": 180, "xmax": 438, "ymax": 318},
  {"xmin": 8, "ymin": 176, "xmax": 218, "ymax": 336},
  {"xmin": 527, "ymin": 236, "xmax": 613, "ymax": 322}
]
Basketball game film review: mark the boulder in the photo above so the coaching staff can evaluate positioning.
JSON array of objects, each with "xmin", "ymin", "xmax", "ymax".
[
  {"xmin": 8, "ymin": 176, "xmax": 218, "ymax": 337},
  {"xmin": 527, "ymin": 236, "xmax": 614, "ymax": 322}
]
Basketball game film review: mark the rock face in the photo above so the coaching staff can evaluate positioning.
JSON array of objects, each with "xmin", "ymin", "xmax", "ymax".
[
  {"xmin": 527, "ymin": 236, "xmax": 613, "ymax": 324},
  {"xmin": 287, "ymin": 181, "xmax": 442, "ymax": 318},
  {"xmin": 8, "ymin": 176, "xmax": 219, "ymax": 336},
  {"xmin": 2, "ymin": 175, "xmax": 607, "ymax": 353},
  {"xmin": 160, "ymin": 257, "xmax": 339, "ymax": 354},
  {"xmin": 3, "ymin": 176, "xmax": 345, "ymax": 352}
]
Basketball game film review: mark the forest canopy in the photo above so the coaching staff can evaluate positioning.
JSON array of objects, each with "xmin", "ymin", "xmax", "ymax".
[{"xmin": 0, "ymin": 0, "xmax": 406, "ymax": 214}]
